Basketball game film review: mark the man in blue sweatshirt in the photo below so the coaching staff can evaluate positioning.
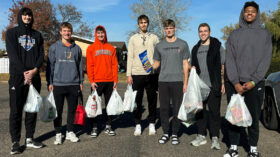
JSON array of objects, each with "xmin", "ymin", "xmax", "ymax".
[
  {"xmin": 6, "ymin": 7, "xmax": 44, "ymax": 155},
  {"xmin": 224, "ymin": 1, "xmax": 272, "ymax": 157},
  {"xmin": 47, "ymin": 22, "xmax": 84, "ymax": 145}
]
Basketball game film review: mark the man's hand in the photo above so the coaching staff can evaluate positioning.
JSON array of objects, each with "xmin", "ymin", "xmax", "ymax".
[
  {"xmin": 80, "ymin": 84, "xmax": 83, "ymax": 91},
  {"xmin": 127, "ymin": 76, "xmax": 133, "ymax": 85},
  {"xmin": 91, "ymin": 82, "xmax": 98, "ymax": 90},
  {"xmin": 221, "ymin": 84, "xmax": 225, "ymax": 95},
  {"xmin": 243, "ymin": 81, "xmax": 255, "ymax": 91},
  {"xmin": 113, "ymin": 82, "xmax": 117, "ymax": 89},
  {"xmin": 234, "ymin": 83, "xmax": 245, "ymax": 95},
  {"xmin": 48, "ymin": 85, "xmax": 54, "ymax": 91},
  {"xmin": 24, "ymin": 68, "xmax": 38, "ymax": 80},
  {"xmin": 183, "ymin": 83, "xmax": 187, "ymax": 93}
]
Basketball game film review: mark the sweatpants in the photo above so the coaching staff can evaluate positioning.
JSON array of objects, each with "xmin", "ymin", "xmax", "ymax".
[
  {"xmin": 89, "ymin": 82, "xmax": 114, "ymax": 128},
  {"xmin": 196, "ymin": 91, "xmax": 221, "ymax": 137},
  {"xmin": 9, "ymin": 75, "xmax": 41, "ymax": 143},
  {"xmin": 225, "ymin": 80, "xmax": 265, "ymax": 146},
  {"xmin": 158, "ymin": 82, "xmax": 183, "ymax": 135},
  {"xmin": 53, "ymin": 85, "xmax": 80, "ymax": 133},
  {"xmin": 132, "ymin": 74, "xmax": 158, "ymax": 124}
]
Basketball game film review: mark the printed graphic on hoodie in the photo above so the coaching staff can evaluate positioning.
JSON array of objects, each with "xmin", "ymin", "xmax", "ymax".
[{"xmin": 18, "ymin": 35, "xmax": 35, "ymax": 51}]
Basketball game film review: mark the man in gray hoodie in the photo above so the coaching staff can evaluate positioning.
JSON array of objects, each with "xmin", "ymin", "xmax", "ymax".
[
  {"xmin": 224, "ymin": 1, "xmax": 272, "ymax": 157},
  {"xmin": 47, "ymin": 22, "xmax": 84, "ymax": 145}
]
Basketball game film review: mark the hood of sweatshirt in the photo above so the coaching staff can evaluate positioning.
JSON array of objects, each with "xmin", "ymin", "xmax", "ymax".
[
  {"xmin": 17, "ymin": 7, "xmax": 34, "ymax": 30},
  {"xmin": 239, "ymin": 6, "xmax": 261, "ymax": 29},
  {"xmin": 94, "ymin": 25, "xmax": 108, "ymax": 44}
]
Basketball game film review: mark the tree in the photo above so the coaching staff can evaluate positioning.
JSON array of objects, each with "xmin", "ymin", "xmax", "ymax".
[{"xmin": 130, "ymin": 0, "xmax": 191, "ymax": 39}]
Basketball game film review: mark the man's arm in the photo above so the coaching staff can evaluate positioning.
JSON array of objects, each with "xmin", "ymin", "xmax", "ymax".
[
  {"xmin": 47, "ymin": 45, "xmax": 56, "ymax": 91},
  {"xmin": 78, "ymin": 47, "xmax": 84, "ymax": 91},
  {"xmin": 112, "ymin": 48, "xmax": 118, "ymax": 89},
  {"xmin": 152, "ymin": 60, "xmax": 160, "ymax": 69},
  {"xmin": 183, "ymin": 60, "xmax": 189, "ymax": 93},
  {"xmin": 126, "ymin": 37, "xmax": 134, "ymax": 84}
]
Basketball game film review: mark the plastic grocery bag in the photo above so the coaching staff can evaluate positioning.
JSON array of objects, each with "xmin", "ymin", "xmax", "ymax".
[
  {"xmin": 40, "ymin": 92, "xmax": 57, "ymax": 122},
  {"xmin": 106, "ymin": 89, "xmax": 124, "ymax": 115},
  {"xmin": 123, "ymin": 85, "xmax": 137, "ymax": 112},
  {"xmin": 178, "ymin": 93, "xmax": 196, "ymax": 127},
  {"xmin": 24, "ymin": 84, "xmax": 42, "ymax": 113},
  {"xmin": 225, "ymin": 94, "xmax": 252, "ymax": 127},
  {"xmin": 184, "ymin": 68, "xmax": 210, "ymax": 114},
  {"xmin": 85, "ymin": 90, "xmax": 102, "ymax": 118}
]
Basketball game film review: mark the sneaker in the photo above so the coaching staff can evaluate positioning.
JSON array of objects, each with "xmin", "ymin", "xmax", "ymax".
[
  {"xmin": 134, "ymin": 124, "xmax": 141, "ymax": 136},
  {"xmin": 223, "ymin": 149, "xmax": 239, "ymax": 157},
  {"xmin": 104, "ymin": 125, "xmax": 116, "ymax": 136},
  {"xmin": 211, "ymin": 137, "xmax": 221, "ymax": 150},
  {"xmin": 25, "ymin": 138, "xmax": 43, "ymax": 148},
  {"xmin": 10, "ymin": 142, "xmax": 21, "ymax": 155},
  {"xmin": 148, "ymin": 123, "xmax": 156, "ymax": 135},
  {"xmin": 54, "ymin": 133, "xmax": 62, "ymax": 145},
  {"xmin": 65, "ymin": 131, "xmax": 79, "ymax": 142},
  {"xmin": 90, "ymin": 128, "xmax": 98, "ymax": 138},
  {"xmin": 248, "ymin": 151, "xmax": 260, "ymax": 157},
  {"xmin": 190, "ymin": 135, "xmax": 207, "ymax": 147}
]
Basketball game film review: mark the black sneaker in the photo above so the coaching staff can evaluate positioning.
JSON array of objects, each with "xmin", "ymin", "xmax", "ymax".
[
  {"xmin": 248, "ymin": 151, "xmax": 260, "ymax": 157},
  {"xmin": 104, "ymin": 125, "xmax": 116, "ymax": 136},
  {"xmin": 10, "ymin": 142, "xmax": 21, "ymax": 155},
  {"xmin": 25, "ymin": 138, "xmax": 43, "ymax": 149},
  {"xmin": 90, "ymin": 128, "xmax": 98, "ymax": 138},
  {"xmin": 223, "ymin": 149, "xmax": 238, "ymax": 157}
]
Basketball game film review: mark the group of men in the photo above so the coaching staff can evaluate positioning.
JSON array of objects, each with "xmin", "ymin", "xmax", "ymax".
[{"xmin": 6, "ymin": 1, "xmax": 272, "ymax": 157}]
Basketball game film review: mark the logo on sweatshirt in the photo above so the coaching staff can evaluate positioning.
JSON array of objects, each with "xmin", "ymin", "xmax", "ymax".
[
  {"xmin": 65, "ymin": 51, "xmax": 72, "ymax": 59},
  {"xmin": 18, "ymin": 35, "xmax": 35, "ymax": 51}
]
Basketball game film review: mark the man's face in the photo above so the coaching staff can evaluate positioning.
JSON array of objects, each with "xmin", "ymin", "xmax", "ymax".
[
  {"xmin": 198, "ymin": 26, "xmax": 210, "ymax": 42},
  {"xmin": 244, "ymin": 6, "xmax": 257, "ymax": 23},
  {"xmin": 97, "ymin": 30, "xmax": 105, "ymax": 41},
  {"xmin": 21, "ymin": 14, "xmax": 32, "ymax": 24},
  {"xmin": 60, "ymin": 27, "xmax": 72, "ymax": 41},
  {"xmin": 138, "ymin": 19, "xmax": 148, "ymax": 33},
  {"xmin": 164, "ymin": 25, "xmax": 176, "ymax": 38}
]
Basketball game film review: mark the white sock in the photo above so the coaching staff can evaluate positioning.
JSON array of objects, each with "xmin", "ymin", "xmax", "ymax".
[
  {"xmin": 230, "ymin": 145, "xmax": 237, "ymax": 150},
  {"xmin": 164, "ymin": 134, "xmax": 169, "ymax": 137},
  {"xmin": 250, "ymin": 146, "xmax": 257, "ymax": 152}
]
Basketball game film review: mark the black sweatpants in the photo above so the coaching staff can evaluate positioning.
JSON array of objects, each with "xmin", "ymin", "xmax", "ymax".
[
  {"xmin": 158, "ymin": 82, "xmax": 183, "ymax": 135},
  {"xmin": 132, "ymin": 74, "xmax": 158, "ymax": 124},
  {"xmin": 225, "ymin": 80, "xmax": 265, "ymax": 146},
  {"xmin": 89, "ymin": 82, "xmax": 114, "ymax": 128},
  {"xmin": 9, "ymin": 75, "xmax": 41, "ymax": 143},
  {"xmin": 196, "ymin": 91, "xmax": 221, "ymax": 137},
  {"xmin": 53, "ymin": 85, "xmax": 80, "ymax": 133}
]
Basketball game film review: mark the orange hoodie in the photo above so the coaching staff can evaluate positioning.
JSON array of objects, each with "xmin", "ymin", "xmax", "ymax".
[{"xmin": 86, "ymin": 25, "xmax": 118, "ymax": 83}]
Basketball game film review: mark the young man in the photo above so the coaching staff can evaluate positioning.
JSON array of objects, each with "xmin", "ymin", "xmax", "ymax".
[
  {"xmin": 190, "ymin": 23, "xmax": 225, "ymax": 150},
  {"xmin": 224, "ymin": 1, "xmax": 272, "ymax": 157},
  {"xmin": 153, "ymin": 19, "xmax": 190, "ymax": 145},
  {"xmin": 48, "ymin": 22, "xmax": 84, "ymax": 145},
  {"xmin": 127, "ymin": 15, "xmax": 159, "ymax": 136},
  {"xmin": 86, "ymin": 25, "xmax": 118, "ymax": 137},
  {"xmin": 6, "ymin": 7, "xmax": 44, "ymax": 154}
]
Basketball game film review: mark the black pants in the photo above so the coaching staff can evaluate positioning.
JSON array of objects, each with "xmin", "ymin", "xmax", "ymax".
[
  {"xmin": 196, "ymin": 91, "xmax": 221, "ymax": 137},
  {"xmin": 53, "ymin": 85, "xmax": 80, "ymax": 133},
  {"xmin": 9, "ymin": 75, "xmax": 41, "ymax": 142},
  {"xmin": 89, "ymin": 82, "xmax": 114, "ymax": 128},
  {"xmin": 132, "ymin": 74, "xmax": 158, "ymax": 124},
  {"xmin": 226, "ymin": 80, "xmax": 265, "ymax": 146},
  {"xmin": 158, "ymin": 82, "xmax": 183, "ymax": 135}
]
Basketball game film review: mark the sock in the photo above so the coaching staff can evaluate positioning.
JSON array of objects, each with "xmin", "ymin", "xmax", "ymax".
[
  {"xmin": 230, "ymin": 145, "xmax": 237, "ymax": 150},
  {"xmin": 250, "ymin": 146, "xmax": 257, "ymax": 153},
  {"xmin": 164, "ymin": 134, "xmax": 169, "ymax": 137}
]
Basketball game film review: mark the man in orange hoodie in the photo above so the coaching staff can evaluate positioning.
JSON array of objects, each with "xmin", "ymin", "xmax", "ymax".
[{"xmin": 86, "ymin": 25, "xmax": 118, "ymax": 137}]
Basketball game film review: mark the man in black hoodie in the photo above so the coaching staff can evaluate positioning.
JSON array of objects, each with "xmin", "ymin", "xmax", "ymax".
[
  {"xmin": 6, "ymin": 7, "xmax": 44, "ymax": 155},
  {"xmin": 224, "ymin": 1, "xmax": 272, "ymax": 157}
]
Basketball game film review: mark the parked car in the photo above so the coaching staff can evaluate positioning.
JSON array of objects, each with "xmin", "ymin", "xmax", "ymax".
[{"xmin": 262, "ymin": 71, "xmax": 280, "ymax": 130}]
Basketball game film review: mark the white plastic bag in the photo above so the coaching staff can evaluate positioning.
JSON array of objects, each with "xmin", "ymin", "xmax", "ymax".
[
  {"xmin": 178, "ymin": 93, "xmax": 196, "ymax": 127},
  {"xmin": 106, "ymin": 89, "xmax": 124, "ymax": 115},
  {"xmin": 225, "ymin": 94, "xmax": 252, "ymax": 127},
  {"xmin": 24, "ymin": 85, "xmax": 42, "ymax": 113},
  {"xmin": 184, "ymin": 68, "xmax": 210, "ymax": 114},
  {"xmin": 123, "ymin": 85, "xmax": 137, "ymax": 112},
  {"xmin": 40, "ymin": 92, "xmax": 57, "ymax": 122},
  {"xmin": 85, "ymin": 90, "xmax": 102, "ymax": 118}
]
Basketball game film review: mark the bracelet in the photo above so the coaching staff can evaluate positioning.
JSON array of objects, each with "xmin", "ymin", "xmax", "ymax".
[{"xmin": 251, "ymin": 81, "xmax": 255, "ymax": 86}]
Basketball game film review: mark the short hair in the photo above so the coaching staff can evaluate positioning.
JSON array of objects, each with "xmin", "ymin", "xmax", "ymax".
[
  {"xmin": 96, "ymin": 26, "xmax": 105, "ymax": 32},
  {"xmin": 21, "ymin": 7, "xmax": 33, "ymax": 16},
  {"xmin": 198, "ymin": 23, "xmax": 211, "ymax": 32},
  {"xmin": 163, "ymin": 19, "xmax": 175, "ymax": 28},
  {"xmin": 244, "ymin": 1, "xmax": 259, "ymax": 11},
  {"xmin": 60, "ymin": 22, "xmax": 73, "ymax": 32},
  {"xmin": 137, "ymin": 14, "xmax": 149, "ymax": 24}
]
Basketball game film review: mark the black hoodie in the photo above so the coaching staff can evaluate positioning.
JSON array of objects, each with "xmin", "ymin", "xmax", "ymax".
[
  {"xmin": 226, "ymin": 6, "xmax": 272, "ymax": 85},
  {"xmin": 5, "ymin": 7, "xmax": 44, "ymax": 76}
]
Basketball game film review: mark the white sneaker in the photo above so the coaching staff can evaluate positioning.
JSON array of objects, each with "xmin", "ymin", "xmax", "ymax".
[
  {"xmin": 65, "ymin": 131, "xmax": 79, "ymax": 143},
  {"xmin": 148, "ymin": 123, "xmax": 156, "ymax": 135},
  {"xmin": 54, "ymin": 133, "xmax": 62, "ymax": 145},
  {"xmin": 190, "ymin": 135, "xmax": 207, "ymax": 147},
  {"xmin": 134, "ymin": 124, "xmax": 141, "ymax": 136}
]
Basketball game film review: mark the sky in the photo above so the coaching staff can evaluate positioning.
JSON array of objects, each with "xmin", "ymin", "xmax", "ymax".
[{"xmin": 0, "ymin": 0, "xmax": 279, "ymax": 50}]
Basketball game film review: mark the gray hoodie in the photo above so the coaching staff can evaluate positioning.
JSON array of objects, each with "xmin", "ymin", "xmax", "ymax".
[
  {"xmin": 226, "ymin": 6, "xmax": 272, "ymax": 85},
  {"xmin": 48, "ymin": 40, "xmax": 84, "ymax": 86}
]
